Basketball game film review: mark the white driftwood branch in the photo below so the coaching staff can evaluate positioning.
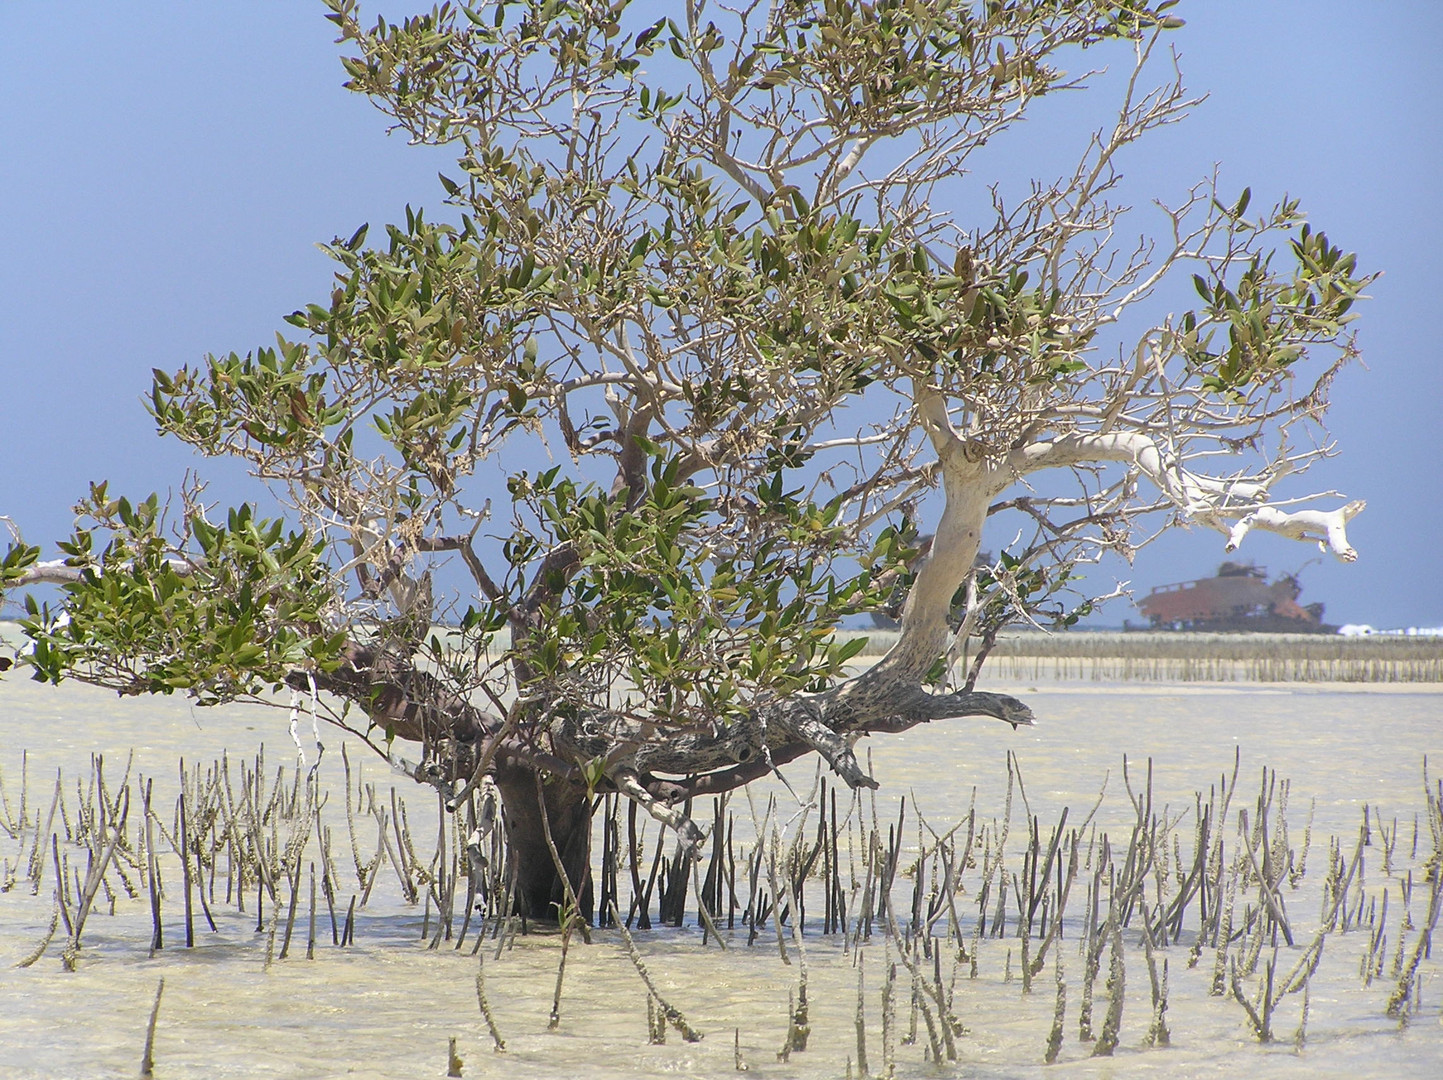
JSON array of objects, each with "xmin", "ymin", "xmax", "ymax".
[
  {"xmin": 13, "ymin": 560, "xmax": 85, "ymax": 587},
  {"xmin": 1007, "ymin": 432, "xmax": 1363, "ymax": 561},
  {"xmin": 11, "ymin": 558, "xmax": 197, "ymax": 588},
  {"xmin": 1225, "ymin": 500, "xmax": 1366, "ymax": 562}
]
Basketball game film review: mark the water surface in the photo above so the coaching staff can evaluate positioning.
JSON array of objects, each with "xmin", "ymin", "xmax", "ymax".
[{"xmin": 1, "ymin": 674, "xmax": 1439, "ymax": 1078}]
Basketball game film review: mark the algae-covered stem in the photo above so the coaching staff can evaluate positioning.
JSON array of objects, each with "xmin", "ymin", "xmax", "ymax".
[{"xmin": 475, "ymin": 951, "xmax": 506, "ymax": 1052}]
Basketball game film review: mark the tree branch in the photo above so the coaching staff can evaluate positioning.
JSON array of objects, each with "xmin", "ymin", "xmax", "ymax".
[{"xmin": 1009, "ymin": 432, "xmax": 1363, "ymax": 561}]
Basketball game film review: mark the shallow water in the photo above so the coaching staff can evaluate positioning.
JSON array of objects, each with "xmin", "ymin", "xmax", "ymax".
[{"xmin": 1, "ymin": 673, "xmax": 1440, "ymax": 1078}]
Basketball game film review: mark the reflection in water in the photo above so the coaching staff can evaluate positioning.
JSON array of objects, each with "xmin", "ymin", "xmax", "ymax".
[{"xmin": 1, "ymin": 676, "xmax": 1440, "ymax": 1078}]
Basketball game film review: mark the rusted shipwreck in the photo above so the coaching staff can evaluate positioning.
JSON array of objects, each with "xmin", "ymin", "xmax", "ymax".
[{"xmin": 1136, "ymin": 561, "xmax": 1334, "ymax": 633}]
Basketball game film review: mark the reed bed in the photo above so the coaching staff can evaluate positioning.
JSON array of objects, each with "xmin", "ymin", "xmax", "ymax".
[
  {"xmin": 3, "ymin": 737, "xmax": 1441, "ymax": 1071},
  {"xmin": 847, "ymin": 630, "xmax": 1443, "ymax": 683},
  {"xmin": 200, "ymin": 623, "xmax": 1442, "ymax": 683}
]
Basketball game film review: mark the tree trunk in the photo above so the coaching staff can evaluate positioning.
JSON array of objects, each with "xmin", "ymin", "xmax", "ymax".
[{"xmin": 493, "ymin": 762, "xmax": 595, "ymax": 923}]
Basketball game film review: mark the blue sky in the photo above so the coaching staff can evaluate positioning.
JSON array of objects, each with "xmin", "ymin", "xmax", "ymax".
[{"xmin": 1, "ymin": 2, "xmax": 1439, "ymax": 630}]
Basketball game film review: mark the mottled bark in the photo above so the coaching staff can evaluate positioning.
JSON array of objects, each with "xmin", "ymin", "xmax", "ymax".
[
  {"xmin": 307, "ymin": 642, "xmax": 494, "ymax": 746},
  {"xmin": 493, "ymin": 762, "xmax": 594, "ymax": 923}
]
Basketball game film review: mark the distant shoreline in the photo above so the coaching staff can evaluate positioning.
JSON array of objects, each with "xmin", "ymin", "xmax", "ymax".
[{"xmin": 5, "ymin": 619, "xmax": 1439, "ymax": 684}]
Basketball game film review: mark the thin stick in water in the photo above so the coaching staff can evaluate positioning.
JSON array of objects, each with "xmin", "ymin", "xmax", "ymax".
[
  {"xmin": 854, "ymin": 950, "xmax": 869, "ymax": 1079},
  {"xmin": 475, "ymin": 952, "xmax": 505, "ymax": 1051},
  {"xmin": 15, "ymin": 900, "xmax": 61, "ymax": 969},
  {"xmin": 307, "ymin": 862, "xmax": 317, "ymax": 960},
  {"xmin": 144, "ymin": 780, "xmax": 161, "ymax": 955},
  {"xmin": 179, "ymin": 764, "xmax": 194, "ymax": 948},
  {"xmin": 548, "ymin": 923, "xmax": 572, "ymax": 1031},
  {"xmin": 608, "ymin": 900, "xmax": 703, "ymax": 1042},
  {"xmin": 139, "ymin": 977, "xmax": 164, "ymax": 1078},
  {"xmin": 1044, "ymin": 953, "xmax": 1066, "ymax": 1065}
]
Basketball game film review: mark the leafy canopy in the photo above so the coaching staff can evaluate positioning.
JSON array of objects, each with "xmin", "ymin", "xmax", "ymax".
[{"xmin": 3, "ymin": 2, "xmax": 1368, "ymax": 741}]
